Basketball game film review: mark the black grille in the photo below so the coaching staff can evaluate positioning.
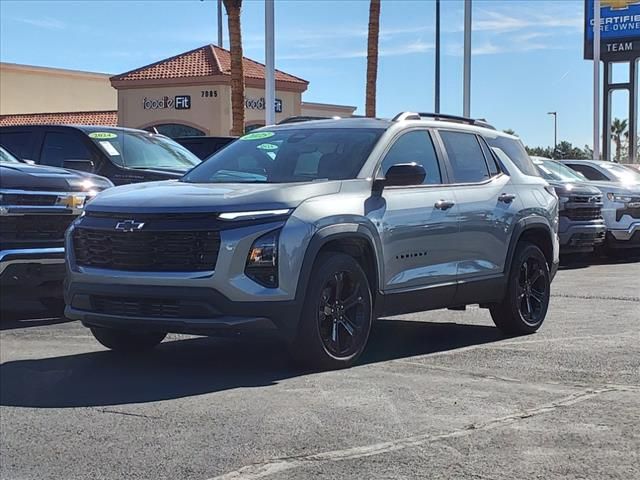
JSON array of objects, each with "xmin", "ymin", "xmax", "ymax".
[
  {"xmin": 564, "ymin": 207, "xmax": 602, "ymax": 221},
  {"xmin": 570, "ymin": 195, "xmax": 602, "ymax": 204},
  {"xmin": 1, "ymin": 193, "xmax": 58, "ymax": 206},
  {"xmin": 90, "ymin": 295, "xmax": 215, "ymax": 319},
  {"xmin": 0, "ymin": 214, "xmax": 75, "ymax": 248},
  {"xmin": 73, "ymin": 228, "xmax": 220, "ymax": 271}
]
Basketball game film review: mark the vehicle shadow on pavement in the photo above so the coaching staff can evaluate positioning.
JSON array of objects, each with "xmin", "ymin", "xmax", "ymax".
[
  {"xmin": 0, "ymin": 302, "xmax": 72, "ymax": 331},
  {"xmin": 0, "ymin": 319, "xmax": 504, "ymax": 409}
]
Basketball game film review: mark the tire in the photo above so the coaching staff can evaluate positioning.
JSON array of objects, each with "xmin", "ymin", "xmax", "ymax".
[
  {"xmin": 490, "ymin": 242, "xmax": 550, "ymax": 335},
  {"xmin": 39, "ymin": 297, "xmax": 66, "ymax": 316},
  {"xmin": 291, "ymin": 252, "xmax": 373, "ymax": 370},
  {"xmin": 90, "ymin": 326, "xmax": 166, "ymax": 353}
]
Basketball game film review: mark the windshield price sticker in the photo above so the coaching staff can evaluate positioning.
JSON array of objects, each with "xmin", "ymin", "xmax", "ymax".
[
  {"xmin": 240, "ymin": 132, "xmax": 275, "ymax": 141},
  {"xmin": 89, "ymin": 132, "xmax": 118, "ymax": 139},
  {"xmin": 99, "ymin": 141, "xmax": 120, "ymax": 156},
  {"xmin": 257, "ymin": 143, "xmax": 278, "ymax": 150}
]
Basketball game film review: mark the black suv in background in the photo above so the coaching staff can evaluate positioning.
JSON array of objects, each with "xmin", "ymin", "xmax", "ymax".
[
  {"xmin": 0, "ymin": 125, "xmax": 202, "ymax": 185},
  {"xmin": 174, "ymin": 136, "xmax": 235, "ymax": 160},
  {"xmin": 0, "ymin": 144, "xmax": 112, "ymax": 312}
]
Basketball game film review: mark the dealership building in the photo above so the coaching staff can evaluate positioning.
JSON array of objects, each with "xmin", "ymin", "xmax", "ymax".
[{"xmin": 0, "ymin": 44, "xmax": 355, "ymax": 136}]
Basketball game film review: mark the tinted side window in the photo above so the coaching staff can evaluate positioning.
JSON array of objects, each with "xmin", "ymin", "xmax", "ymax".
[
  {"xmin": 566, "ymin": 164, "xmax": 609, "ymax": 181},
  {"xmin": 440, "ymin": 131, "xmax": 489, "ymax": 183},
  {"xmin": 479, "ymin": 137, "xmax": 500, "ymax": 176},
  {"xmin": 381, "ymin": 130, "xmax": 441, "ymax": 185},
  {"xmin": 0, "ymin": 131, "xmax": 34, "ymax": 159},
  {"xmin": 485, "ymin": 135, "xmax": 538, "ymax": 177},
  {"xmin": 41, "ymin": 132, "xmax": 92, "ymax": 167}
]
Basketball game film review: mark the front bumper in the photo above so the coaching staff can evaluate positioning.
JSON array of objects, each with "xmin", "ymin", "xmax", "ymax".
[
  {"xmin": 0, "ymin": 248, "xmax": 66, "ymax": 301},
  {"xmin": 558, "ymin": 222, "xmax": 606, "ymax": 253},
  {"xmin": 64, "ymin": 282, "xmax": 302, "ymax": 340},
  {"xmin": 606, "ymin": 222, "xmax": 640, "ymax": 249}
]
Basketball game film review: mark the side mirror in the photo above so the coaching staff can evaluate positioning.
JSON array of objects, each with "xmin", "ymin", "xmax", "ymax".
[
  {"xmin": 64, "ymin": 159, "xmax": 95, "ymax": 173},
  {"xmin": 377, "ymin": 163, "xmax": 426, "ymax": 188}
]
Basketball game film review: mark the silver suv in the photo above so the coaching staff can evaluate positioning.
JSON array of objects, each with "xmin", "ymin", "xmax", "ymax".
[{"xmin": 65, "ymin": 113, "xmax": 560, "ymax": 369}]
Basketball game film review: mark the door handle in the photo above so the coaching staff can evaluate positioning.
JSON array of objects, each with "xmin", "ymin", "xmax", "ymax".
[
  {"xmin": 434, "ymin": 199, "xmax": 455, "ymax": 210},
  {"xmin": 498, "ymin": 193, "xmax": 516, "ymax": 204}
]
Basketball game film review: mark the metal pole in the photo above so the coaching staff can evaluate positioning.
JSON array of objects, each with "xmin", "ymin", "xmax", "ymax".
[
  {"xmin": 593, "ymin": 0, "xmax": 601, "ymax": 160},
  {"xmin": 217, "ymin": 0, "xmax": 223, "ymax": 48},
  {"xmin": 463, "ymin": 0, "xmax": 472, "ymax": 117},
  {"xmin": 434, "ymin": 0, "xmax": 441, "ymax": 113},
  {"xmin": 265, "ymin": 0, "xmax": 276, "ymax": 126},
  {"xmin": 547, "ymin": 112, "xmax": 557, "ymax": 158}
]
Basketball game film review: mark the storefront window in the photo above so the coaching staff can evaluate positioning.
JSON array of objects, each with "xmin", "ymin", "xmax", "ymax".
[{"xmin": 146, "ymin": 124, "xmax": 205, "ymax": 138}]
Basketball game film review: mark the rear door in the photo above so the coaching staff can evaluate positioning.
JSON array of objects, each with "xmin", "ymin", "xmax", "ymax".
[
  {"xmin": 436, "ymin": 130, "xmax": 519, "ymax": 284},
  {"xmin": 375, "ymin": 129, "xmax": 459, "ymax": 300}
]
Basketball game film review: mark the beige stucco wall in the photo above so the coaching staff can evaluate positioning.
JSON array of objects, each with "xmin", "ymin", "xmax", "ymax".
[
  {"xmin": 300, "ymin": 102, "xmax": 356, "ymax": 118},
  {"xmin": 0, "ymin": 63, "xmax": 116, "ymax": 115},
  {"xmin": 117, "ymin": 83, "xmax": 302, "ymax": 135}
]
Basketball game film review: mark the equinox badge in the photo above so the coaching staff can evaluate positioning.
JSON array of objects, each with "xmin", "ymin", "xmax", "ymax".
[{"xmin": 115, "ymin": 220, "xmax": 145, "ymax": 232}]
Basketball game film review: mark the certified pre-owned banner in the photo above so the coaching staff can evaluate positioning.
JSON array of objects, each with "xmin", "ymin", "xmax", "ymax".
[{"xmin": 584, "ymin": 0, "xmax": 640, "ymax": 60}]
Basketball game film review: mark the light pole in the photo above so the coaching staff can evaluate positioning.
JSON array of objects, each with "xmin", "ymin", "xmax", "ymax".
[
  {"xmin": 434, "ymin": 0, "xmax": 440, "ymax": 113},
  {"xmin": 547, "ymin": 111, "xmax": 557, "ymax": 158},
  {"xmin": 217, "ymin": 0, "xmax": 223, "ymax": 48},
  {"xmin": 463, "ymin": 0, "xmax": 472, "ymax": 117},
  {"xmin": 265, "ymin": 0, "xmax": 275, "ymax": 126}
]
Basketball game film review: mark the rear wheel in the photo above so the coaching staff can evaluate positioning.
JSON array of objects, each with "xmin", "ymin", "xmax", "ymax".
[
  {"xmin": 90, "ymin": 326, "xmax": 166, "ymax": 352},
  {"xmin": 291, "ymin": 253, "xmax": 373, "ymax": 370},
  {"xmin": 490, "ymin": 242, "xmax": 550, "ymax": 335}
]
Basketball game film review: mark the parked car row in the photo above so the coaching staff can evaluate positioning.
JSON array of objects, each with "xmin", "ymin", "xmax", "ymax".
[
  {"xmin": 0, "ymin": 144, "xmax": 112, "ymax": 312},
  {"xmin": 531, "ymin": 156, "xmax": 640, "ymax": 253},
  {"xmin": 1, "ymin": 116, "xmax": 637, "ymax": 370}
]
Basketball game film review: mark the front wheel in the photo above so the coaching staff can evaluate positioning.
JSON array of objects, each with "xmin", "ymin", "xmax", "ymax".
[
  {"xmin": 490, "ymin": 242, "xmax": 550, "ymax": 335},
  {"xmin": 90, "ymin": 326, "xmax": 166, "ymax": 352},
  {"xmin": 291, "ymin": 253, "xmax": 373, "ymax": 370}
]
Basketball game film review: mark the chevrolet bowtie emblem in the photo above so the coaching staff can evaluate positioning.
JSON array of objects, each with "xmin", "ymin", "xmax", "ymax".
[
  {"xmin": 115, "ymin": 220, "xmax": 145, "ymax": 232},
  {"xmin": 602, "ymin": 0, "xmax": 640, "ymax": 10}
]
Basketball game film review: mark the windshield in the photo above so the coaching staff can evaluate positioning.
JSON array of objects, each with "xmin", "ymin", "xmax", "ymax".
[
  {"xmin": 0, "ymin": 145, "xmax": 21, "ymax": 163},
  {"xmin": 601, "ymin": 163, "xmax": 640, "ymax": 184},
  {"xmin": 88, "ymin": 130, "xmax": 201, "ymax": 172},
  {"xmin": 182, "ymin": 128, "xmax": 383, "ymax": 184},
  {"xmin": 534, "ymin": 159, "xmax": 585, "ymax": 182}
]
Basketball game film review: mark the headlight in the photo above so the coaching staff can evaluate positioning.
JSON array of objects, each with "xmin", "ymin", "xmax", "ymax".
[
  {"xmin": 607, "ymin": 193, "xmax": 633, "ymax": 203},
  {"xmin": 219, "ymin": 209, "xmax": 291, "ymax": 221},
  {"xmin": 245, "ymin": 230, "xmax": 279, "ymax": 288}
]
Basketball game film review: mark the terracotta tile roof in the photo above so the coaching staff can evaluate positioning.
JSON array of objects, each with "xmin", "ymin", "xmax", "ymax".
[
  {"xmin": 0, "ymin": 110, "xmax": 117, "ymax": 127},
  {"xmin": 111, "ymin": 44, "xmax": 308, "ymax": 85}
]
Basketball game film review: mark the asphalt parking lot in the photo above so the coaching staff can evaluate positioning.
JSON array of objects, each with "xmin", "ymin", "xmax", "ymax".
[{"xmin": 1, "ymin": 255, "xmax": 639, "ymax": 480}]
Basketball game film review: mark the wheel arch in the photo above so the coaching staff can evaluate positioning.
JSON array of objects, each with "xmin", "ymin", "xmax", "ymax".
[
  {"xmin": 294, "ymin": 223, "xmax": 383, "ymax": 306},
  {"xmin": 506, "ymin": 217, "xmax": 555, "ymax": 275}
]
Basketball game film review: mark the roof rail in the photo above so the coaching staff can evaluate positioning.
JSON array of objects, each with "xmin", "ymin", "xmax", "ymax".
[
  {"xmin": 391, "ymin": 111, "xmax": 421, "ymax": 121},
  {"xmin": 392, "ymin": 111, "xmax": 496, "ymax": 130}
]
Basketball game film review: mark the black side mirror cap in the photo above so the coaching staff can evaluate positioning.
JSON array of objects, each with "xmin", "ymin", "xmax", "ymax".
[
  {"xmin": 378, "ymin": 163, "xmax": 426, "ymax": 188},
  {"xmin": 63, "ymin": 159, "xmax": 95, "ymax": 173}
]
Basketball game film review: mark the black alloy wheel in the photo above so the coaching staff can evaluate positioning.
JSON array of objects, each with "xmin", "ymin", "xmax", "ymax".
[
  {"xmin": 292, "ymin": 252, "xmax": 373, "ymax": 370},
  {"xmin": 490, "ymin": 242, "xmax": 550, "ymax": 335},
  {"xmin": 517, "ymin": 256, "xmax": 548, "ymax": 326},
  {"xmin": 317, "ymin": 270, "xmax": 368, "ymax": 358}
]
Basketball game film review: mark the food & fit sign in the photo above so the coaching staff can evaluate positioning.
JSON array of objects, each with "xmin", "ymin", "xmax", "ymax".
[{"xmin": 584, "ymin": 0, "xmax": 640, "ymax": 59}]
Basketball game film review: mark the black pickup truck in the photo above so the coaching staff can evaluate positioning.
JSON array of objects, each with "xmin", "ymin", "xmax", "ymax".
[
  {"xmin": 0, "ymin": 125, "xmax": 202, "ymax": 186},
  {"xmin": 0, "ymin": 145, "xmax": 113, "ymax": 312}
]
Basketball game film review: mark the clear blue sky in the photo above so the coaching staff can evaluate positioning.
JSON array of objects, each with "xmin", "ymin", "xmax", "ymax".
[{"xmin": 0, "ymin": 0, "xmax": 628, "ymax": 148}]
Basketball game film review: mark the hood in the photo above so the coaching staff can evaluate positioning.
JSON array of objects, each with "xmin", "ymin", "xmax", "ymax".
[
  {"xmin": 85, "ymin": 179, "xmax": 343, "ymax": 214},
  {"xmin": 583, "ymin": 180, "xmax": 640, "ymax": 196},
  {"xmin": 547, "ymin": 181, "xmax": 602, "ymax": 196},
  {"xmin": 0, "ymin": 162, "xmax": 113, "ymax": 192}
]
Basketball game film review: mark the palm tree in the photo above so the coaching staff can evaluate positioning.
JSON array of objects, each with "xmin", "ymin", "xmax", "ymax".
[
  {"xmin": 610, "ymin": 118, "xmax": 628, "ymax": 162},
  {"xmin": 365, "ymin": 0, "xmax": 381, "ymax": 118},
  {"xmin": 223, "ymin": 0, "xmax": 245, "ymax": 136}
]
